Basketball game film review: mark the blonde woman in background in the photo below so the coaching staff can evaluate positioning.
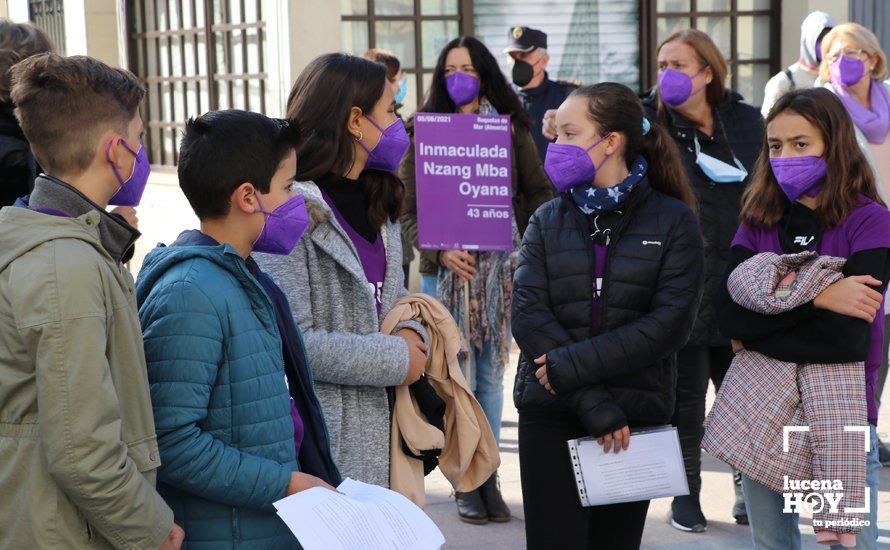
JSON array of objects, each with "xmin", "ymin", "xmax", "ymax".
[
  {"xmin": 820, "ymin": 23, "xmax": 890, "ymax": 476},
  {"xmin": 820, "ymin": 23, "xmax": 890, "ymax": 201},
  {"xmin": 641, "ymin": 28, "xmax": 764, "ymax": 532}
]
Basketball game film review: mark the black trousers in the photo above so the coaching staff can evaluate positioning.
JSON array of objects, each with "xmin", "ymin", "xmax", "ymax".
[
  {"xmin": 402, "ymin": 264, "xmax": 411, "ymax": 291},
  {"xmin": 671, "ymin": 344, "xmax": 734, "ymax": 496},
  {"xmin": 519, "ymin": 407, "xmax": 650, "ymax": 550}
]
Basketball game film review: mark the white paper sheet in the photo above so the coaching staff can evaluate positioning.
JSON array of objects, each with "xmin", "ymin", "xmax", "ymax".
[
  {"xmin": 572, "ymin": 425, "xmax": 689, "ymax": 506},
  {"xmin": 273, "ymin": 478, "xmax": 445, "ymax": 550}
]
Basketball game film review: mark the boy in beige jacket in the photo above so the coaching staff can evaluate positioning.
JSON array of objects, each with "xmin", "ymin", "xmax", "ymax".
[{"xmin": 0, "ymin": 53, "xmax": 180, "ymax": 549}]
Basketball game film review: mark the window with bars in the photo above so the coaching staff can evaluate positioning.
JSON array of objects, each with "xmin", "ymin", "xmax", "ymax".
[
  {"xmin": 340, "ymin": 0, "xmax": 472, "ymax": 115},
  {"xmin": 28, "ymin": 0, "xmax": 66, "ymax": 54},
  {"xmin": 475, "ymin": 1, "xmax": 640, "ymax": 91},
  {"xmin": 641, "ymin": 0, "xmax": 780, "ymax": 108},
  {"xmin": 127, "ymin": 0, "xmax": 267, "ymax": 167}
]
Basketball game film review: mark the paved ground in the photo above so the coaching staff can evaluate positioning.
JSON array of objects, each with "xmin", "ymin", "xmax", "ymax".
[{"xmin": 422, "ymin": 347, "xmax": 890, "ymax": 549}]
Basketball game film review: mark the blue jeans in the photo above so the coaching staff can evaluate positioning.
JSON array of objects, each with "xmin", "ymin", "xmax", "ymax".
[
  {"xmin": 420, "ymin": 274, "xmax": 506, "ymax": 443},
  {"xmin": 467, "ymin": 337, "xmax": 505, "ymax": 443},
  {"xmin": 742, "ymin": 424, "xmax": 881, "ymax": 550},
  {"xmin": 420, "ymin": 273, "xmax": 437, "ymax": 297}
]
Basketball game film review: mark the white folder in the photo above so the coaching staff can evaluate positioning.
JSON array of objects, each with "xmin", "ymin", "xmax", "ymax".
[{"xmin": 568, "ymin": 425, "xmax": 690, "ymax": 507}]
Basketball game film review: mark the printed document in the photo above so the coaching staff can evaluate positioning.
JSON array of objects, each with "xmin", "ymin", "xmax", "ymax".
[
  {"xmin": 569, "ymin": 425, "xmax": 689, "ymax": 506},
  {"xmin": 274, "ymin": 477, "xmax": 445, "ymax": 550}
]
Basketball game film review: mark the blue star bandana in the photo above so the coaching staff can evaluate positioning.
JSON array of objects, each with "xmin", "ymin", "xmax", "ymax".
[{"xmin": 570, "ymin": 155, "xmax": 647, "ymax": 215}]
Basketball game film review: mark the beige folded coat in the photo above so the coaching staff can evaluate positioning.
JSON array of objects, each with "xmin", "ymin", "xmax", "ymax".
[{"xmin": 382, "ymin": 294, "xmax": 500, "ymax": 506}]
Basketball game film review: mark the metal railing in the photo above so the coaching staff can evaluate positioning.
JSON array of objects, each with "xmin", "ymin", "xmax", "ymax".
[{"xmin": 127, "ymin": 0, "xmax": 267, "ymax": 166}]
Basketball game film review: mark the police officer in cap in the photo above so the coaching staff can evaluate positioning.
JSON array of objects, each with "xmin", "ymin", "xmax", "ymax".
[{"xmin": 505, "ymin": 26, "xmax": 579, "ymax": 161}]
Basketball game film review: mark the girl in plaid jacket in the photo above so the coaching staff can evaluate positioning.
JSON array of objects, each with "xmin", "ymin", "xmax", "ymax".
[{"xmin": 717, "ymin": 88, "xmax": 890, "ymax": 550}]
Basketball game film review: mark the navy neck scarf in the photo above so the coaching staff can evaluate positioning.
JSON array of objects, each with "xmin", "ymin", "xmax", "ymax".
[{"xmin": 570, "ymin": 155, "xmax": 647, "ymax": 215}]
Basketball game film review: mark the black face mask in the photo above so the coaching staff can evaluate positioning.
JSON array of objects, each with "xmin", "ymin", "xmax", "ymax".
[{"xmin": 512, "ymin": 60, "xmax": 534, "ymax": 87}]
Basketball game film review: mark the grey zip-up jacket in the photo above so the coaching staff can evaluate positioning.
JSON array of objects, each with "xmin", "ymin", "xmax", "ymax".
[{"xmin": 255, "ymin": 181, "xmax": 426, "ymax": 487}]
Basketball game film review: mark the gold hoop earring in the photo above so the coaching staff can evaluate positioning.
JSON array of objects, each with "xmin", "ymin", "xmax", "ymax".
[{"xmin": 354, "ymin": 131, "xmax": 363, "ymax": 142}]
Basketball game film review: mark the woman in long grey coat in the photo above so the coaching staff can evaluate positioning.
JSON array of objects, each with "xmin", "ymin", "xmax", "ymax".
[{"xmin": 256, "ymin": 53, "xmax": 428, "ymax": 487}]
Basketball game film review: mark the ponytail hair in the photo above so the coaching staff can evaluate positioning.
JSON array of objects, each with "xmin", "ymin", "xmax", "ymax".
[
  {"xmin": 640, "ymin": 122, "xmax": 697, "ymax": 213},
  {"xmin": 571, "ymin": 83, "xmax": 697, "ymax": 212}
]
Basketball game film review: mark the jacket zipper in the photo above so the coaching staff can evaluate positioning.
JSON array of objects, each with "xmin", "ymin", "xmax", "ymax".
[
  {"xmin": 588, "ymin": 231, "xmax": 598, "ymax": 335},
  {"xmin": 569, "ymin": 203, "xmax": 598, "ymax": 336},
  {"xmin": 589, "ymin": 196, "xmax": 641, "ymax": 334},
  {"xmin": 599, "ymin": 235, "xmax": 611, "ymax": 335},
  {"xmin": 600, "ymin": 209, "xmax": 638, "ymax": 333}
]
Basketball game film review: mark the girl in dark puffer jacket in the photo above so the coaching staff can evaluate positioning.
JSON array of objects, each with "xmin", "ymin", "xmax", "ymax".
[{"xmin": 512, "ymin": 82, "xmax": 705, "ymax": 550}]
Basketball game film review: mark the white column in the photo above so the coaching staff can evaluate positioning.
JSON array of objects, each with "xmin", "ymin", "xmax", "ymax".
[
  {"xmin": 261, "ymin": 0, "xmax": 290, "ymax": 118},
  {"xmin": 288, "ymin": 0, "xmax": 342, "ymax": 90},
  {"xmin": 61, "ymin": 0, "xmax": 124, "ymax": 66},
  {"xmin": 261, "ymin": 0, "xmax": 342, "ymax": 116},
  {"xmin": 780, "ymin": 0, "xmax": 849, "ymax": 69},
  {"xmin": 7, "ymin": 0, "xmax": 29, "ymax": 22},
  {"xmin": 64, "ymin": 0, "xmax": 87, "ymax": 55}
]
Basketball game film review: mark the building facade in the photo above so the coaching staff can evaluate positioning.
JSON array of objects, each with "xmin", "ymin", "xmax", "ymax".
[{"xmin": 2, "ymin": 0, "xmax": 856, "ymax": 274}]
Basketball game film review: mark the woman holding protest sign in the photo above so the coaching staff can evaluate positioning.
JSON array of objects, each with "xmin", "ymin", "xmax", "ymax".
[
  {"xmin": 512, "ymin": 82, "xmax": 704, "ymax": 549},
  {"xmin": 716, "ymin": 87, "xmax": 890, "ymax": 550},
  {"xmin": 256, "ymin": 53, "xmax": 429, "ymax": 489},
  {"xmin": 399, "ymin": 35, "xmax": 552, "ymax": 524},
  {"xmin": 640, "ymin": 28, "xmax": 764, "ymax": 531}
]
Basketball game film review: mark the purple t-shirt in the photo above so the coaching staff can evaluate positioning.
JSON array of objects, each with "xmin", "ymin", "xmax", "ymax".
[
  {"xmin": 290, "ymin": 398, "xmax": 304, "ymax": 455},
  {"xmin": 732, "ymin": 199, "xmax": 890, "ymax": 425},
  {"xmin": 322, "ymin": 193, "xmax": 387, "ymax": 313}
]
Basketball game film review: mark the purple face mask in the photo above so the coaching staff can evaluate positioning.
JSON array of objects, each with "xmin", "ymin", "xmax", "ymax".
[
  {"xmin": 769, "ymin": 155, "xmax": 828, "ymax": 202},
  {"xmin": 445, "ymin": 71, "xmax": 480, "ymax": 107},
  {"xmin": 106, "ymin": 138, "xmax": 151, "ymax": 206},
  {"xmin": 357, "ymin": 116, "xmax": 410, "ymax": 173},
  {"xmin": 253, "ymin": 193, "xmax": 310, "ymax": 255},
  {"xmin": 830, "ymin": 55, "xmax": 865, "ymax": 88},
  {"xmin": 658, "ymin": 68, "xmax": 705, "ymax": 108},
  {"xmin": 543, "ymin": 133, "xmax": 611, "ymax": 192}
]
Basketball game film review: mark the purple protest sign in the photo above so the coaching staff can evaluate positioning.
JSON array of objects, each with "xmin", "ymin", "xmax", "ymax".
[{"xmin": 414, "ymin": 113, "xmax": 513, "ymax": 252}]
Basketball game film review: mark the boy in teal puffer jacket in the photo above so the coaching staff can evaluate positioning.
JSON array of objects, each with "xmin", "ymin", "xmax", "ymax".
[{"xmin": 136, "ymin": 110, "xmax": 340, "ymax": 549}]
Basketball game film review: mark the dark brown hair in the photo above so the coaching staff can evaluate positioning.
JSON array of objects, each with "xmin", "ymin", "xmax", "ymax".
[
  {"xmin": 0, "ymin": 19, "xmax": 53, "ymax": 102},
  {"xmin": 657, "ymin": 29, "xmax": 728, "ymax": 108},
  {"xmin": 572, "ymin": 82, "xmax": 697, "ymax": 212},
  {"xmin": 419, "ymin": 36, "xmax": 532, "ymax": 132},
  {"xmin": 178, "ymin": 111, "xmax": 300, "ymax": 220},
  {"xmin": 740, "ymin": 87, "xmax": 883, "ymax": 229},
  {"xmin": 286, "ymin": 53, "xmax": 402, "ymax": 229},
  {"xmin": 362, "ymin": 49, "xmax": 401, "ymax": 82},
  {"xmin": 10, "ymin": 53, "xmax": 145, "ymax": 175}
]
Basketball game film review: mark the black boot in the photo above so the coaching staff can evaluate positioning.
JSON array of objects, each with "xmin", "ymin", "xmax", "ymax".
[
  {"xmin": 478, "ymin": 472, "xmax": 511, "ymax": 522},
  {"xmin": 670, "ymin": 494, "xmax": 707, "ymax": 533},
  {"xmin": 455, "ymin": 489, "xmax": 488, "ymax": 524}
]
